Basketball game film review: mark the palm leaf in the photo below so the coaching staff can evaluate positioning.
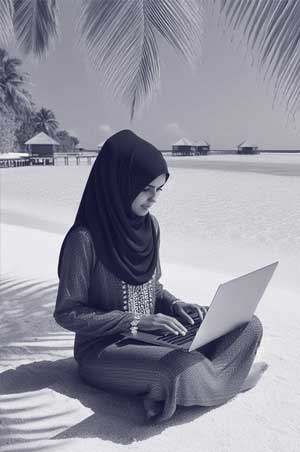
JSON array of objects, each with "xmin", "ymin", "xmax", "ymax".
[
  {"xmin": 13, "ymin": 0, "xmax": 59, "ymax": 57},
  {"xmin": 216, "ymin": 0, "xmax": 300, "ymax": 118},
  {"xmin": 0, "ymin": 0, "xmax": 14, "ymax": 45},
  {"xmin": 78, "ymin": 0, "xmax": 203, "ymax": 119}
]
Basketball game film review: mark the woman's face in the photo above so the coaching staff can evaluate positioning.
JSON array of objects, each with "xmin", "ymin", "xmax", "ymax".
[{"xmin": 131, "ymin": 174, "xmax": 167, "ymax": 216}]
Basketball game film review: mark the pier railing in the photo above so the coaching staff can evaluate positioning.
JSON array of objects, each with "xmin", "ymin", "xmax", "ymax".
[{"xmin": 0, "ymin": 154, "xmax": 98, "ymax": 168}]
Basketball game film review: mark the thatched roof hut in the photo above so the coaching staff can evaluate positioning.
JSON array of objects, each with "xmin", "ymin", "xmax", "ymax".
[
  {"xmin": 194, "ymin": 138, "xmax": 210, "ymax": 155},
  {"xmin": 25, "ymin": 132, "xmax": 59, "ymax": 157},
  {"xmin": 237, "ymin": 140, "xmax": 259, "ymax": 154},
  {"xmin": 172, "ymin": 138, "xmax": 195, "ymax": 155},
  {"xmin": 172, "ymin": 137, "xmax": 210, "ymax": 155}
]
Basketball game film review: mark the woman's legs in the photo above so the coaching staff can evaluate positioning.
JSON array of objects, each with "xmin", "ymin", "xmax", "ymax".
[
  {"xmin": 78, "ymin": 339, "xmax": 172, "ymax": 399},
  {"xmin": 78, "ymin": 315, "xmax": 265, "ymax": 422},
  {"xmin": 195, "ymin": 315, "xmax": 266, "ymax": 396}
]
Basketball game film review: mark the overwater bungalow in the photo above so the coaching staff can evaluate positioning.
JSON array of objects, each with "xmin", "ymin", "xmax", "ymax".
[
  {"xmin": 237, "ymin": 140, "xmax": 260, "ymax": 154},
  {"xmin": 172, "ymin": 138, "xmax": 196, "ymax": 156},
  {"xmin": 194, "ymin": 139, "xmax": 210, "ymax": 155},
  {"xmin": 25, "ymin": 132, "xmax": 59, "ymax": 164}
]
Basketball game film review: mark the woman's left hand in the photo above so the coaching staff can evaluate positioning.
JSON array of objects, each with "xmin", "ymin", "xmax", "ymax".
[{"xmin": 173, "ymin": 300, "xmax": 209, "ymax": 325}]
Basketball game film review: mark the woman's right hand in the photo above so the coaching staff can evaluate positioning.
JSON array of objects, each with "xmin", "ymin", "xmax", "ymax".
[{"xmin": 138, "ymin": 313, "xmax": 188, "ymax": 336}]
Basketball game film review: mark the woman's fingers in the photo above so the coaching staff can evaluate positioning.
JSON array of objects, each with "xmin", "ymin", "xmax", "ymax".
[
  {"xmin": 158, "ymin": 315, "xmax": 187, "ymax": 335},
  {"xmin": 176, "ymin": 307, "xmax": 195, "ymax": 325},
  {"xmin": 190, "ymin": 304, "xmax": 205, "ymax": 320},
  {"xmin": 161, "ymin": 324, "xmax": 182, "ymax": 335},
  {"xmin": 194, "ymin": 305, "xmax": 210, "ymax": 321},
  {"xmin": 170, "ymin": 317, "xmax": 188, "ymax": 335}
]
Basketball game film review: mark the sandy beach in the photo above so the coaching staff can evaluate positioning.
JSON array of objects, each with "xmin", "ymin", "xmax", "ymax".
[{"xmin": 1, "ymin": 154, "xmax": 300, "ymax": 451}]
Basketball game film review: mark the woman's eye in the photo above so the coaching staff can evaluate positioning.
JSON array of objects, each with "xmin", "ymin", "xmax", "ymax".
[{"xmin": 143, "ymin": 187, "xmax": 163, "ymax": 193}]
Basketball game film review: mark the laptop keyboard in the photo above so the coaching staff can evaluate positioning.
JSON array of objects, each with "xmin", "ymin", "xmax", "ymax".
[{"xmin": 155, "ymin": 311, "xmax": 203, "ymax": 345}]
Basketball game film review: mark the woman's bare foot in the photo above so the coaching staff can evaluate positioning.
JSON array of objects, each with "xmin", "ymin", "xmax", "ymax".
[
  {"xmin": 240, "ymin": 361, "xmax": 268, "ymax": 392},
  {"xmin": 143, "ymin": 398, "xmax": 163, "ymax": 420}
]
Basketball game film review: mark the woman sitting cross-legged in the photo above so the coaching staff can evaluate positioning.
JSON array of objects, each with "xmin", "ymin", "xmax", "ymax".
[{"xmin": 54, "ymin": 129, "xmax": 267, "ymax": 423}]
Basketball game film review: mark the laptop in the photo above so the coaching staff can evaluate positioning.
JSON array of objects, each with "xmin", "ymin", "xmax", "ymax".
[{"xmin": 120, "ymin": 261, "xmax": 278, "ymax": 352}]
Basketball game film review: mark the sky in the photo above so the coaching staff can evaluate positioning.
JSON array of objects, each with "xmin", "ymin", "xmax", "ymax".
[{"xmin": 6, "ymin": 1, "xmax": 300, "ymax": 150}]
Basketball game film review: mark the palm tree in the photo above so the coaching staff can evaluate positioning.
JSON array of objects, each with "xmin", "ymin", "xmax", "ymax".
[
  {"xmin": 0, "ymin": 47, "xmax": 31, "ymax": 152},
  {"xmin": 0, "ymin": 48, "xmax": 31, "ymax": 114},
  {"xmin": 33, "ymin": 107, "xmax": 59, "ymax": 137},
  {"xmin": 0, "ymin": 1, "xmax": 298, "ymax": 119}
]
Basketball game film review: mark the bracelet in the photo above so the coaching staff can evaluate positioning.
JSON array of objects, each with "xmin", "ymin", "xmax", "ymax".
[{"xmin": 130, "ymin": 313, "xmax": 142, "ymax": 335}]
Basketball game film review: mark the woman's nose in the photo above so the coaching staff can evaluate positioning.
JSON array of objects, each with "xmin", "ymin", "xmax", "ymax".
[{"xmin": 148, "ymin": 189, "xmax": 158, "ymax": 202}]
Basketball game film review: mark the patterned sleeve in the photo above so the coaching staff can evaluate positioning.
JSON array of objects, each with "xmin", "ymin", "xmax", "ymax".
[
  {"xmin": 54, "ymin": 228, "xmax": 135, "ymax": 337},
  {"xmin": 151, "ymin": 215, "xmax": 178, "ymax": 316}
]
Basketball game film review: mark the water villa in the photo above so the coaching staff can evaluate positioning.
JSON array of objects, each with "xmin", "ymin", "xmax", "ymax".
[
  {"xmin": 237, "ymin": 140, "xmax": 260, "ymax": 154},
  {"xmin": 194, "ymin": 139, "xmax": 210, "ymax": 155},
  {"xmin": 25, "ymin": 132, "xmax": 60, "ymax": 164},
  {"xmin": 172, "ymin": 138, "xmax": 195, "ymax": 156},
  {"xmin": 172, "ymin": 138, "xmax": 210, "ymax": 156}
]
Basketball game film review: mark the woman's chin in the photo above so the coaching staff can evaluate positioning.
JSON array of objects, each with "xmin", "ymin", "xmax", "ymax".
[{"xmin": 135, "ymin": 207, "xmax": 149, "ymax": 216}]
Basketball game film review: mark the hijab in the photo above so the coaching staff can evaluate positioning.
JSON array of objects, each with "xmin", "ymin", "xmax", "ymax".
[{"xmin": 58, "ymin": 129, "xmax": 169, "ymax": 285}]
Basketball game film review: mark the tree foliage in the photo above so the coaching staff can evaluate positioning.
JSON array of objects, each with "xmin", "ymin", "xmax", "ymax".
[
  {"xmin": 216, "ymin": 0, "xmax": 300, "ymax": 119},
  {"xmin": 0, "ymin": 46, "xmax": 32, "ymax": 152},
  {"xmin": 33, "ymin": 106, "xmax": 59, "ymax": 137},
  {"xmin": 0, "ymin": 47, "xmax": 31, "ymax": 114},
  {"xmin": 56, "ymin": 129, "xmax": 80, "ymax": 152},
  {"xmin": 0, "ymin": 0, "xmax": 203, "ymax": 119},
  {"xmin": 1, "ymin": 1, "xmax": 299, "ymax": 120},
  {"xmin": 14, "ymin": 110, "xmax": 36, "ymax": 150}
]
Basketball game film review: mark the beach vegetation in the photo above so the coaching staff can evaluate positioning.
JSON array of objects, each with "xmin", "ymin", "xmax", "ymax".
[
  {"xmin": 0, "ymin": 46, "xmax": 80, "ymax": 153},
  {"xmin": 14, "ymin": 109, "xmax": 36, "ymax": 151},
  {"xmin": 56, "ymin": 129, "xmax": 80, "ymax": 153},
  {"xmin": 33, "ymin": 107, "xmax": 59, "ymax": 137},
  {"xmin": 0, "ymin": 47, "xmax": 32, "ymax": 152}
]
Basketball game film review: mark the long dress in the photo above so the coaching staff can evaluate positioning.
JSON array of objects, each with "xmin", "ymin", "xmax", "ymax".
[{"xmin": 54, "ymin": 220, "xmax": 263, "ymax": 423}]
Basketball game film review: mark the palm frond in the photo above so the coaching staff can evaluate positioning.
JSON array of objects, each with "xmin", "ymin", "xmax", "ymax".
[
  {"xmin": 0, "ymin": 0, "xmax": 14, "ymax": 45},
  {"xmin": 13, "ymin": 0, "xmax": 59, "ymax": 57},
  {"xmin": 216, "ymin": 0, "xmax": 300, "ymax": 118},
  {"xmin": 12, "ymin": 86, "xmax": 33, "ymax": 113},
  {"xmin": 78, "ymin": 0, "xmax": 203, "ymax": 119},
  {"xmin": 148, "ymin": 0, "xmax": 204, "ymax": 62}
]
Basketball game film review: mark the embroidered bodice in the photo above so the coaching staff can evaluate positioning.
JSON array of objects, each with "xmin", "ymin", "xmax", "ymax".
[{"xmin": 54, "ymin": 222, "xmax": 178, "ymax": 362}]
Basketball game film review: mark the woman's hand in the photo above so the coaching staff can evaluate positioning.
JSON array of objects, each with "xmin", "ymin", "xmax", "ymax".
[
  {"xmin": 138, "ymin": 313, "xmax": 188, "ymax": 336},
  {"xmin": 173, "ymin": 300, "xmax": 209, "ymax": 325}
]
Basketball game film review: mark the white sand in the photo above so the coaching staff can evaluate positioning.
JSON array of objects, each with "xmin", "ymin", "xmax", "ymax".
[{"xmin": 1, "ymin": 157, "xmax": 300, "ymax": 451}]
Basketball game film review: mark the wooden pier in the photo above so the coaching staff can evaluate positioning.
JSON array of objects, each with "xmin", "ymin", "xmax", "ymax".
[
  {"xmin": 0, "ymin": 154, "xmax": 98, "ymax": 168},
  {"xmin": 0, "ymin": 158, "xmax": 31, "ymax": 168},
  {"xmin": 56, "ymin": 155, "xmax": 96, "ymax": 166}
]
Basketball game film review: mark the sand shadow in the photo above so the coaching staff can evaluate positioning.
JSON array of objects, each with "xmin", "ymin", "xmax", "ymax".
[
  {"xmin": 0, "ymin": 357, "xmax": 219, "ymax": 445},
  {"xmin": 0, "ymin": 275, "xmax": 220, "ymax": 447}
]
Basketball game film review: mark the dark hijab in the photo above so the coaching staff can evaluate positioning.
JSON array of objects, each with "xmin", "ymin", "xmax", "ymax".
[{"xmin": 58, "ymin": 129, "xmax": 169, "ymax": 285}]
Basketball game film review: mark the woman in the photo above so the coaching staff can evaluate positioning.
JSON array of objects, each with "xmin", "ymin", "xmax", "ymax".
[{"xmin": 54, "ymin": 129, "xmax": 267, "ymax": 423}]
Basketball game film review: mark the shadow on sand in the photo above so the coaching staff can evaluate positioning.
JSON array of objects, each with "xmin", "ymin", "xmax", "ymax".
[
  {"xmin": 0, "ymin": 357, "xmax": 218, "ymax": 446},
  {"xmin": 0, "ymin": 276, "xmax": 219, "ymax": 450}
]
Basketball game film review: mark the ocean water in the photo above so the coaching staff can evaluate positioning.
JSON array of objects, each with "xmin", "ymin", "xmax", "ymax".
[{"xmin": 1, "ymin": 153, "xmax": 300, "ymax": 287}]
